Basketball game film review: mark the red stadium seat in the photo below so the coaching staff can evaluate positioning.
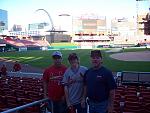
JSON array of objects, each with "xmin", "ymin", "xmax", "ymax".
[
  {"xmin": 125, "ymin": 95, "xmax": 138, "ymax": 102},
  {"xmin": 17, "ymin": 97, "xmax": 33, "ymax": 105},
  {"xmin": 15, "ymin": 89, "xmax": 26, "ymax": 98},
  {"xmin": 123, "ymin": 101, "xmax": 143, "ymax": 113},
  {"xmin": 6, "ymin": 96, "xmax": 18, "ymax": 108},
  {"xmin": 0, "ymin": 95, "xmax": 7, "ymax": 111},
  {"xmin": 144, "ymin": 103, "xmax": 150, "ymax": 113}
]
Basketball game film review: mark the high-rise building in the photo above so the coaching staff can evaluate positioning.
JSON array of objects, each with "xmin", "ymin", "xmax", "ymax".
[
  {"xmin": 0, "ymin": 9, "xmax": 8, "ymax": 31},
  {"xmin": 12, "ymin": 24, "xmax": 22, "ymax": 31},
  {"xmin": 111, "ymin": 17, "xmax": 136, "ymax": 36},
  {"xmin": 137, "ymin": 13, "xmax": 147, "ymax": 35},
  {"xmin": 143, "ymin": 10, "xmax": 150, "ymax": 35}
]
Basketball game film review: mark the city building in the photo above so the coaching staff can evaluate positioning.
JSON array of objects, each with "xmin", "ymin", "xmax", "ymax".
[
  {"xmin": 11, "ymin": 24, "xmax": 23, "ymax": 31},
  {"xmin": 8, "ymin": 21, "xmax": 70, "ymax": 43},
  {"xmin": 111, "ymin": 17, "xmax": 137, "ymax": 45},
  {"xmin": 0, "ymin": 9, "xmax": 8, "ymax": 31},
  {"xmin": 73, "ymin": 14, "xmax": 107, "ymax": 35},
  {"xmin": 143, "ymin": 12, "xmax": 150, "ymax": 35},
  {"xmin": 28, "ymin": 22, "xmax": 49, "ymax": 30},
  {"xmin": 137, "ymin": 13, "xmax": 147, "ymax": 36},
  {"xmin": 111, "ymin": 17, "xmax": 136, "ymax": 36}
]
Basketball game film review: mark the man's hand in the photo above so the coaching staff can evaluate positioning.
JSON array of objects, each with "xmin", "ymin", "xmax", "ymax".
[{"xmin": 67, "ymin": 101, "xmax": 71, "ymax": 107}]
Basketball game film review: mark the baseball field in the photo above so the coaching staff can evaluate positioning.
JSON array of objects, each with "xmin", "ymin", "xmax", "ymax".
[{"xmin": 0, "ymin": 47, "xmax": 150, "ymax": 72}]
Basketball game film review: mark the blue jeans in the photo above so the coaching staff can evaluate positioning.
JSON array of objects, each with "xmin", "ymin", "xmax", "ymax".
[
  {"xmin": 88, "ymin": 100, "xmax": 108, "ymax": 113},
  {"xmin": 47, "ymin": 99, "xmax": 67, "ymax": 113},
  {"xmin": 73, "ymin": 103, "xmax": 87, "ymax": 113}
]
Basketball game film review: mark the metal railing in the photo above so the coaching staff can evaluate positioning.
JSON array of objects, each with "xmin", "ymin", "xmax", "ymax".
[
  {"xmin": 1, "ymin": 98, "xmax": 49, "ymax": 113},
  {"xmin": 120, "ymin": 71, "xmax": 150, "ymax": 86},
  {"xmin": 8, "ymin": 71, "xmax": 43, "ymax": 78}
]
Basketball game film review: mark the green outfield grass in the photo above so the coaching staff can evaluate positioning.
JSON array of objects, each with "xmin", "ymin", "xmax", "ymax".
[
  {"xmin": 51, "ymin": 42, "xmax": 77, "ymax": 46},
  {"xmin": 50, "ymin": 42, "xmax": 78, "ymax": 49},
  {"xmin": 0, "ymin": 48, "xmax": 150, "ymax": 72}
]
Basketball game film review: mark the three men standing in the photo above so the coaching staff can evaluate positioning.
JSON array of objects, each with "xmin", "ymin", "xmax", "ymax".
[{"xmin": 43, "ymin": 50, "xmax": 117, "ymax": 113}]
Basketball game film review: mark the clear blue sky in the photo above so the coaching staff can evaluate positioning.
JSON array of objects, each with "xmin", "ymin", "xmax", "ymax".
[{"xmin": 0, "ymin": 0, "xmax": 149, "ymax": 30}]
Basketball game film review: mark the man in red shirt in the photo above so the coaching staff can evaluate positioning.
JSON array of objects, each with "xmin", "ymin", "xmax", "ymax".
[
  {"xmin": 13, "ymin": 61, "xmax": 21, "ymax": 72},
  {"xmin": 43, "ymin": 51, "xmax": 67, "ymax": 113}
]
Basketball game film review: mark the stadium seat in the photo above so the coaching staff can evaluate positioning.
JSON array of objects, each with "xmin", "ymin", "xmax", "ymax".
[
  {"xmin": 0, "ymin": 95, "xmax": 7, "ymax": 111},
  {"xmin": 27, "ymin": 91, "xmax": 42, "ymax": 101},
  {"xmin": 123, "ymin": 101, "xmax": 143, "ymax": 113},
  {"xmin": 15, "ymin": 89, "xmax": 26, "ymax": 98},
  {"xmin": 6, "ymin": 96, "xmax": 18, "ymax": 108},
  {"xmin": 143, "ymin": 96, "xmax": 150, "ymax": 104},
  {"xmin": 125, "ymin": 95, "xmax": 138, "ymax": 102},
  {"xmin": 17, "ymin": 98, "xmax": 33, "ymax": 105},
  {"xmin": 144, "ymin": 103, "xmax": 150, "ymax": 113},
  {"xmin": 113, "ymin": 101, "xmax": 122, "ymax": 113}
]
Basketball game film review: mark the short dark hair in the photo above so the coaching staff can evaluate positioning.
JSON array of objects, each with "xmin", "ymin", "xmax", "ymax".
[
  {"xmin": 90, "ymin": 50, "xmax": 102, "ymax": 58},
  {"xmin": 68, "ymin": 53, "xmax": 79, "ymax": 61}
]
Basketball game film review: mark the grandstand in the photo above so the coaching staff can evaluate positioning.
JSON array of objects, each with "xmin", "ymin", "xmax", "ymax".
[
  {"xmin": 0, "ymin": 71, "xmax": 150, "ymax": 113},
  {"xmin": 0, "ymin": 36, "xmax": 50, "ymax": 51},
  {"xmin": 72, "ymin": 34, "xmax": 111, "ymax": 49}
]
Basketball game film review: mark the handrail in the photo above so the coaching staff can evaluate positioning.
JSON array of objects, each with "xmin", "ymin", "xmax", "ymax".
[
  {"xmin": 121, "ymin": 71, "xmax": 150, "ymax": 74},
  {"xmin": 7, "ymin": 71, "xmax": 43, "ymax": 78},
  {"xmin": 1, "ymin": 98, "xmax": 49, "ymax": 113},
  {"xmin": 8, "ymin": 71, "xmax": 43, "ymax": 76}
]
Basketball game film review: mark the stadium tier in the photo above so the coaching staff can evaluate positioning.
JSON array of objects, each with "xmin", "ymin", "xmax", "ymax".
[{"xmin": 0, "ymin": 36, "xmax": 50, "ymax": 51}]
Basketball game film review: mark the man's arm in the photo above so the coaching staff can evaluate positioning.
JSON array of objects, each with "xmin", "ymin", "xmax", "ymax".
[
  {"xmin": 81, "ymin": 69, "xmax": 88, "ymax": 107},
  {"xmin": 108, "ymin": 89, "xmax": 115, "ymax": 113},
  {"xmin": 43, "ymin": 80, "xmax": 48, "ymax": 98},
  {"xmin": 64, "ymin": 86, "xmax": 71, "ymax": 107},
  {"xmin": 81, "ymin": 85, "xmax": 87, "ymax": 108}
]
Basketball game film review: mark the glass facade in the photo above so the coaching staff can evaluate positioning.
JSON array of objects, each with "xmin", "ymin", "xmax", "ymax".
[{"xmin": 0, "ymin": 9, "xmax": 8, "ymax": 30}]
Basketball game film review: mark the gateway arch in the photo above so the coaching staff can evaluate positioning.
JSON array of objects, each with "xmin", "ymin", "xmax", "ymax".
[
  {"xmin": 34, "ymin": 9, "xmax": 67, "ymax": 43},
  {"xmin": 35, "ymin": 9, "xmax": 55, "ymax": 43},
  {"xmin": 35, "ymin": 9, "xmax": 55, "ymax": 31}
]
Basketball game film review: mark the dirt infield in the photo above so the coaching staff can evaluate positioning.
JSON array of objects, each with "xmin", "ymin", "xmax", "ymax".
[{"xmin": 110, "ymin": 51, "xmax": 150, "ymax": 61}]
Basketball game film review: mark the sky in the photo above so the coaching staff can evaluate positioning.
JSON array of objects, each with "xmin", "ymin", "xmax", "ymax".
[{"xmin": 0, "ymin": 0, "xmax": 149, "ymax": 30}]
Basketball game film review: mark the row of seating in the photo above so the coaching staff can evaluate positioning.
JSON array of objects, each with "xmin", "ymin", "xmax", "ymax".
[
  {"xmin": 1, "ymin": 75, "xmax": 150, "ymax": 113},
  {"xmin": 0, "ymin": 76, "xmax": 44, "ymax": 112},
  {"xmin": 114, "ymin": 85, "xmax": 150, "ymax": 113}
]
